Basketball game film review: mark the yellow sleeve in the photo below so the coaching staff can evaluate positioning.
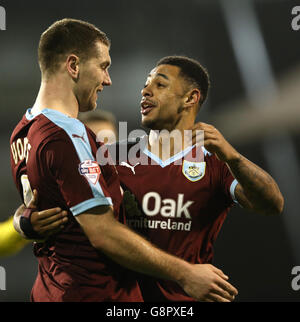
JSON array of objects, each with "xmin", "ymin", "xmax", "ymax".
[{"xmin": 0, "ymin": 216, "xmax": 30, "ymax": 257}]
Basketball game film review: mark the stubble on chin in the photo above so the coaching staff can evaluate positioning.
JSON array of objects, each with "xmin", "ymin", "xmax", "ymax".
[
  {"xmin": 142, "ymin": 116, "xmax": 162, "ymax": 131},
  {"xmin": 141, "ymin": 116, "xmax": 151, "ymax": 128}
]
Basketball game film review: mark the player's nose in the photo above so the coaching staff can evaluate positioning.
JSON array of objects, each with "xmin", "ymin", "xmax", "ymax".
[
  {"xmin": 141, "ymin": 85, "xmax": 152, "ymax": 97},
  {"xmin": 103, "ymin": 70, "xmax": 112, "ymax": 86}
]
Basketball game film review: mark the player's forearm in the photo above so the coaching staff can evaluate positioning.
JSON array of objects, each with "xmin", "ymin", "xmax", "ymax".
[
  {"xmin": 77, "ymin": 210, "xmax": 190, "ymax": 287},
  {"xmin": 100, "ymin": 220, "xmax": 190, "ymax": 284},
  {"xmin": 226, "ymin": 152, "xmax": 284, "ymax": 215}
]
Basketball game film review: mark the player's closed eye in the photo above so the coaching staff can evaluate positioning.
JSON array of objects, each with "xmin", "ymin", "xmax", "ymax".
[{"xmin": 100, "ymin": 63, "xmax": 110, "ymax": 71}]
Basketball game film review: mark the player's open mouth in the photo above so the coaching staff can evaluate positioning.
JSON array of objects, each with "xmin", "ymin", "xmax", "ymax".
[{"xmin": 140, "ymin": 100, "xmax": 157, "ymax": 115}]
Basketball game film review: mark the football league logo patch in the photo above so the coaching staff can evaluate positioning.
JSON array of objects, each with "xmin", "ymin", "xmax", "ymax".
[
  {"xmin": 79, "ymin": 160, "xmax": 101, "ymax": 185},
  {"xmin": 182, "ymin": 160, "xmax": 206, "ymax": 182}
]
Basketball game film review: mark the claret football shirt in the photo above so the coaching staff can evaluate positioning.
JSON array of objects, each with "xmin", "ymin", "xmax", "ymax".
[
  {"xmin": 116, "ymin": 137, "xmax": 239, "ymax": 301},
  {"xmin": 10, "ymin": 108, "xmax": 142, "ymax": 302}
]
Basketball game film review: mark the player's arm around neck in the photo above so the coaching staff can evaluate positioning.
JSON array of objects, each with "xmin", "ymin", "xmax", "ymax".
[{"xmin": 76, "ymin": 205, "xmax": 238, "ymax": 302}]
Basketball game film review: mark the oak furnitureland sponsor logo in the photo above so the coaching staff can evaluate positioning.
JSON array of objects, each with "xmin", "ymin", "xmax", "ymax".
[
  {"xmin": 291, "ymin": 6, "xmax": 300, "ymax": 30},
  {"xmin": 126, "ymin": 192, "xmax": 194, "ymax": 232},
  {"xmin": 0, "ymin": 6, "xmax": 6, "ymax": 30},
  {"xmin": 0, "ymin": 266, "xmax": 6, "ymax": 290}
]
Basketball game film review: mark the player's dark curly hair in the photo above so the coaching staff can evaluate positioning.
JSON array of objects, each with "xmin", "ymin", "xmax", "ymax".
[
  {"xmin": 156, "ymin": 56, "xmax": 210, "ymax": 107},
  {"xmin": 38, "ymin": 18, "xmax": 110, "ymax": 76}
]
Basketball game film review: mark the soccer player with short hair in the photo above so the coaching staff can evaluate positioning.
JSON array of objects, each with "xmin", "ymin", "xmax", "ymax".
[
  {"xmin": 113, "ymin": 55, "xmax": 284, "ymax": 301},
  {"xmin": 10, "ymin": 19, "xmax": 238, "ymax": 302}
]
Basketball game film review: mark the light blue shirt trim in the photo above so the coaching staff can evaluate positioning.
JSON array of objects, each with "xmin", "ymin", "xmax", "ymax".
[
  {"xmin": 26, "ymin": 108, "xmax": 111, "ymax": 214},
  {"xmin": 71, "ymin": 197, "xmax": 113, "ymax": 216},
  {"xmin": 142, "ymin": 145, "xmax": 196, "ymax": 168},
  {"xmin": 202, "ymin": 146, "xmax": 212, "ymax": 156},
  {"xmin": 230, "ymin": 179, "xmax": 239, "ymax": 204}
]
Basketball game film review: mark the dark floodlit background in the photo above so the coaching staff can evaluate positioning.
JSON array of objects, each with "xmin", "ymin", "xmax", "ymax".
[{"xmin": 0, "ymin": 0, "xmax": 300, "ymax": 301}]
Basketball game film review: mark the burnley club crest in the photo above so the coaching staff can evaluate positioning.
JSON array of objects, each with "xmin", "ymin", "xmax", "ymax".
[{"xmin": 182, "ymin": 161, "xmax": 206, "ymax": 182}]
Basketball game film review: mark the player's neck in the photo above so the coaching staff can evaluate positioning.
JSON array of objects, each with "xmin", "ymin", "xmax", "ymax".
[
  {"xmin": 147, "ymin": 117, "xmax": 196, "ymax": 161},
  {"xmin": 32, "ymin": 77, "xmax": 79, "ymax": 118}
]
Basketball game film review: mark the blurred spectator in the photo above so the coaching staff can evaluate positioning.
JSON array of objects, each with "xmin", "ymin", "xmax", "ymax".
[{"xmin": 79, "ymin": 109, "xmax": 118, "ymax": 144}]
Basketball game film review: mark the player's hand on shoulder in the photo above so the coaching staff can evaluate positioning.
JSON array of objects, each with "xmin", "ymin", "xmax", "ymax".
[{"xmin": 182, "ymin": 263, "xmax": 238, "ymax": 302}]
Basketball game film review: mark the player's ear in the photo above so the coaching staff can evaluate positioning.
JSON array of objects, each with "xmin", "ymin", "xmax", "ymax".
[
  {"xmin": 66, "ymin": 54, "xmax": 80, "ymax": 80},
  {"xmin": 183, "ymin": 88, "xmax": 201, "ymax": 109}
]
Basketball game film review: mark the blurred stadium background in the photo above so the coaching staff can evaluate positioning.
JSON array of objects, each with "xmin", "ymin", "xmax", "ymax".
[{"xmin": 0, "ymin": 0, "xmax": 299, "ymax": 301}]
